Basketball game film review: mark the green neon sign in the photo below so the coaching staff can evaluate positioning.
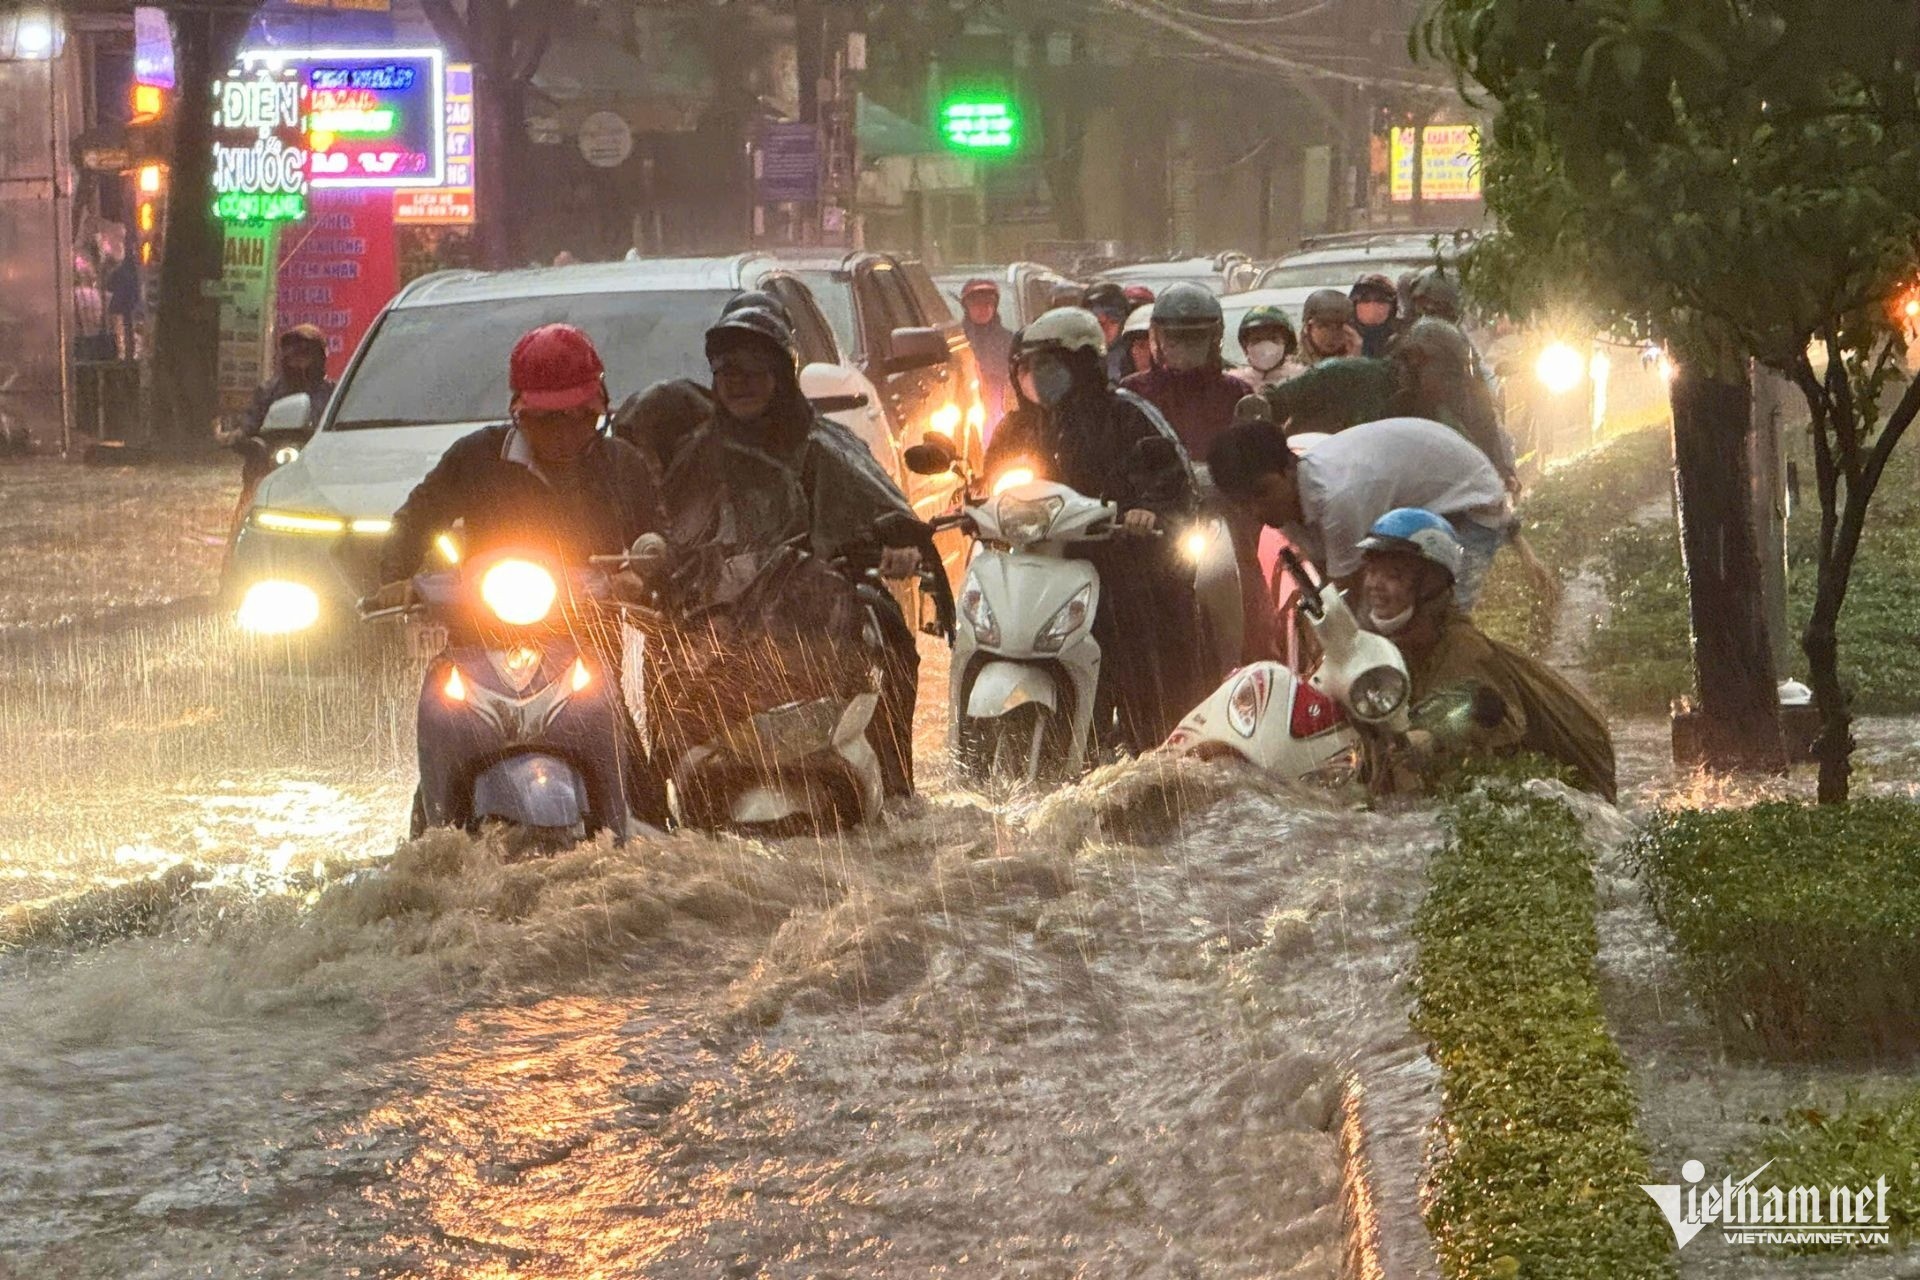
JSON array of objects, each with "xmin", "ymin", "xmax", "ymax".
[
  {"xmin": 941, "ymin": 98, "xmax": 1019, "ymax": 153},
  {"xmin": 214, "ymin": 190, "xmax": 308, "ymax": 223}
]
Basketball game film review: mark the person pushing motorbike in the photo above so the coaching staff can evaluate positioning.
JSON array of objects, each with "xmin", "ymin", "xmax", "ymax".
[
  {"xmin": 659, "ymin": 305, "xmax": 929, "ymax": 796},
  {"xmin": 217, "ymin": 325, "xmax": 336, "ymax": 528},
  {"xmin": 985, "ymin": 307, "xmax": 1209, "ymax": 751}
]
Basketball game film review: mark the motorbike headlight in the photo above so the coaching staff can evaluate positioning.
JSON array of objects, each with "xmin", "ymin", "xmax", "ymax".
[
  {"xmin": 997, "ymin": 494, "xmax": 1063, "ymax": 545},
  {"xmin": 958, "ymin": 576, "xmax": 1000, "ymax": 647},
  {"xmin": 236, "ymin": 580, "xmax": 320, "ymax": 635},
  {"xmin": 1535, "ymin": 341, "xmax": 1585, "ymax": 394},
  {"xmin": 1227, "ymin": 668, "xmax": 1270, "ymax": 739},
  {"xmin": 1348, "ymin": 665, "xmax": 1410, "ymax": 723},
  {"xmin": 479, "ymin": 558, "xmax": 558, "ymax": 626},
  {"xmin": 991, "ymin": 466, "xmax": 1036, "ymax": 497},
  {"xmin": 1181, "ymin": 527, "xmax": 1211, "ymax": 563},
  {"xmin": 1035, "ymin": 584, "xmax": 1092, "ymax": 653},
  {"xmin": 272, "ymin": 444, "xmax": 301, "ymax": 466}
]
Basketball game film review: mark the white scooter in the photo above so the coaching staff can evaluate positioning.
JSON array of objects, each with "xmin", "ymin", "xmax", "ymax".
[
  {"xmin": 1165, "ymin": 550, "xmax": 1413, "ymax": 781},
  {"xmin": 907, "ymin": 432, "xmax": 1239, "ymax": 787}
]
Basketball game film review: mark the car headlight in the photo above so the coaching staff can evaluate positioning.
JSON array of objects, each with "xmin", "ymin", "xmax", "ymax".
[
  {"xmin": 1227, "ymin": 668, "xmax": 1270, "ymax": 738},
  {"xmin": 479, "ymin": 558, "xmax": 558, "ymax": 626},
  {"xmin": 997, "ymin": 493, "xmax": 1063, "ymax": 545},
  {"xmin": 1535, "ymin": 342, "xmax": 1585, "ymax": 394},
  {"xmin": 959, "ymin": 576, "xmax": 999, "ymax": 647},
  {"xmin": 1034, "ymin": 584, "xmax": 1092, "ymax": 653},
  {"xmin": 254, "ymin": 508, "xmax": 346, "ymax": 535},
  {"xmin": 236, "ymin": 580, "xmax": 320, "ymax": 635},
  {"xmin": 1348, "ymin": 665, "xmax": 1409, "ymax": 723},
  {"xmin": 272, "ymin": 444, "xmax": 301, "ymax": 466}
]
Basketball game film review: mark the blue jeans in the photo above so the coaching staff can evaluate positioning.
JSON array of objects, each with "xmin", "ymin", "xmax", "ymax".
[{"xmin": 1450, "ymin": 517, "xmax": 1509, "ymax": 610}]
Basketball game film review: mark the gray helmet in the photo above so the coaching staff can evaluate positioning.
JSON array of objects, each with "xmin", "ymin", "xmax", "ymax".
[
  {"xmin": 1151, "ymin": 281, "xmax": 1224, "ymax": 330},
  {"xmin": 723, "ymin": 289, "xmax": 792, "ymax": 328},
  {"xmin": 1081, "ymin": 281, "xmax": 1130, "ymax": 321},
  {"xmin": 705, "ymin": 306, "xmax": 798, "ymax": 367},
  {"xmin": 1302, "ymin": 289, "xmax": 1355, "ymax": 326},
  {"xmin": 1409, "ymin": 267, "xmax": 1463, "ymax": 319},
  {"xmin": 1394, "ymin": 317, "xmax": 1477, "ymax": 376}
]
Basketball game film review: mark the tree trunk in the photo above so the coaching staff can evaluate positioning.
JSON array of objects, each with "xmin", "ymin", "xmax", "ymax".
[
  {"xmin": 149, "ymin": 9, "xmax": 245, "ymax": 447},
  {"xmin": 467, "ymin": 0, "xmax": 521, "ymax": 269},
  {"xmin": 1670, "ymin": 365, "xmax": 1787, "ymax": 771}
]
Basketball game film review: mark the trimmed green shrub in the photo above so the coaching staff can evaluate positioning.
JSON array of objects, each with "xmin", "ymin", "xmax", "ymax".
[
  {"xmin": 1584, "ymin": 522, "xmax": 1692, "ymax": 714},
  {"xmin": 1742, "ymin": 1088, "xmax": 1920, "ymax": 1252},
  {"xmin": 1631, "ymin": 800, "xmax": 1920, "ymax": 1059},
  {"xmin": 1415, "ymin": 780, "xmax": 1676, "ymax": 1279}
]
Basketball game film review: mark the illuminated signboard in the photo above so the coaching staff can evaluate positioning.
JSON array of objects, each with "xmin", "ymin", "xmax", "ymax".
[
  {"xmin": 238, "ymin": 48, "xmax": 445, "ymax": 189},
  {"xmin": 940, "ymin": 98, "xmax": 1019, "ymax": 153},
  {"xmin": 1390, "ymin": 124, "xmax": 1483, "ymax": 203},
  {"xmin": 393, "ymin": 62, "xmax": 475, "ymax": 225},
  {"xmin": 211, "ymin": 67, "xmax": 308, "ymax": 223},
  {"xmin": 133, "ymin": 5, "xmax": 173, "ymax": 89}
]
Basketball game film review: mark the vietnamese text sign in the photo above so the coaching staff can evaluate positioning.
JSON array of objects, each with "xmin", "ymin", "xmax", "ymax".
[
  {"xmin": 393, "ymin": 62, "xmax": 474, "ymax": 225},
  {"xmin": 211, "ymin": 67, "xmax": 309, "ymax": 223},
  {"xmin": 239, "ymin": 48, "xmax": 444, "ymax": 189},
  {"xmin": 217, "ymin": 223, "xmax": 280, "ymax": 411},
  {"xmin": 277, "ymin": 190, "xmax": 398, "ymax": 377},
  {"xmin": 1390, "ymin": 124, "xmax": 1483, "ymax": 203},
  {"xmin": 941, "ymin": 99, "xmax": 1019, "ymax": 153},
  {"xmin": 757, "ymin": 123, "xmax": 820, "ymax": 204}
]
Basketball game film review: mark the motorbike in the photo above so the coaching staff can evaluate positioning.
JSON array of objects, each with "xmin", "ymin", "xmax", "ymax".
[
  {"xmin": 361, "ymin": 548, "xmax": 642, "ymax": 847},
  {"xmin": 905, "ymin": 431, "xmax": 1239, "ymax": 787},
  {"xmin": 607, "ymin": 514, "xmax": 948, "ymax": 835},
  {"xmin": 1164, "ymin": 550, "xmax": 1414, "ymax": 781}
]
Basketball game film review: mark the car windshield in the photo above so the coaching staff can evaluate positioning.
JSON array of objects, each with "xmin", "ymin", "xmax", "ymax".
[
  {"xmin": 1259, "ymin": 257, "xmax": 1436, "ymax": 291},
  {"xmin": 327, "ymin": 290, "xmax": 730, "ymax": 429},
  {"xmin": 792, "ymin": 270, "xmax": 858, "ymax": 356}
]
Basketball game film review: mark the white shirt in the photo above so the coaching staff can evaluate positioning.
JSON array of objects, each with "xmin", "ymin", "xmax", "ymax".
[{"xmin": 1289, "ymin": 416, "xmax": 1512, "ymax": 580}]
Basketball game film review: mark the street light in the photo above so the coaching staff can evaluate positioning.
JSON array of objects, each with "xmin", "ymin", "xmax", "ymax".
[{"xmin": 1, "ymin": 10, "xmax": 63, "ymax": 62}]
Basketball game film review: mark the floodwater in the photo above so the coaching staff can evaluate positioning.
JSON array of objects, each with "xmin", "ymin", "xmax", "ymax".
[{"xmin": 0, "ymin": 593, "xmax": 1442, "ymax": 1277}]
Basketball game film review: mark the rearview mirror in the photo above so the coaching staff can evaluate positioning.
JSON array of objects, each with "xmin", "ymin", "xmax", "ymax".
[
  {"xmin": 261, "ymin": 392, "xmax": 314, "ymax": 435},
  {"xmin": 1233, "ymin": 393, "xmax": 1273, "ymax": 424},
  {"xmin": 887, "ymin": 326, "xmax": 949, "ymax": 372},
  {"xmin": 799, "ymin": 362, "xmax": 871, "ymax": 415},
  {"xmin": 904, "ymin": 430, "xmax": 958, "ymax": 477}
]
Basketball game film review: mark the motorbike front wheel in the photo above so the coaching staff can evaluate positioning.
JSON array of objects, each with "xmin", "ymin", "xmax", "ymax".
[{"xmin": 960, "ymin": 704, "xmax": 1056, "ymax": 790}]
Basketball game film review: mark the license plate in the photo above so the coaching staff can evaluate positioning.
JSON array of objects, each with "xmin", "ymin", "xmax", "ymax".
[{"xmin": 408, "ymin": 622, "xmax": 448, "ymax": 660}]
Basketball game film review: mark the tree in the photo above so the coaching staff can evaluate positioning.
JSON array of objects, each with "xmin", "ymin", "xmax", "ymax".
[
  {"xmin": 419, "ymin": 0, "xmax": 566, "ymax": 268},
  {"xmin": 147, "ymin": 4, "xmax": 253, "ymax": 446},
  {"xmin": 1418, "ymin": 0, "xmax": 1920, "ymax": 801}
]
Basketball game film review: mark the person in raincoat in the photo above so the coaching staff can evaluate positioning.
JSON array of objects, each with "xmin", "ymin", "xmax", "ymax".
[
  {"xmin": 959, "ymin": 277, "xmax": 1015, "ymax": 428},
  {"xmin": 985, "ymin": 307, "xmax": 1209, "ymax": 751},
  {"xmin": 660, "ymin": 305, "xmax": 928, "ymax": 795},
  {"xmin": 1354, "ymin": 508, "xmax": 1616, "ymax": 801},
  {"xmin": 1237, "ymin": 304, "xmax": 1304, "ymax": 391},
  {"xmin": 1299, "ymin": 289, "xmax": 1365, "ymax": 366},
  {"xmin": 1349, "ymin": 272, "xmax": 1403, "ymax": 359}
]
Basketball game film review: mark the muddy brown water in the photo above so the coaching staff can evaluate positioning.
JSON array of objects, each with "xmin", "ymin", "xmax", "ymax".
[{"xmin": 0, "ymin": 613, "xmax": 1444, "ymax": 1277}]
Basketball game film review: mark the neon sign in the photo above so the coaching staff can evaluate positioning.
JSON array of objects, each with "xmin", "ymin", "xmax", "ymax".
[
  {"xmin": 211, "ymin": 67, "xmax": 308, "ymax": 223},
  {"xmin": 940, "ymin": 98, "xmax": 1020, "ymax": 153},
  {"xmin": 237, "ymin": 48, "xmax": 444, "ymax": 190}
]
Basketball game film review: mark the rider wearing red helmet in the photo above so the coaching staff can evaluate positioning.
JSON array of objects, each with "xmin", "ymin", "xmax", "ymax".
[{"xmin": 378, "ymin": 323, "xmax": 662, "ymax": 584}]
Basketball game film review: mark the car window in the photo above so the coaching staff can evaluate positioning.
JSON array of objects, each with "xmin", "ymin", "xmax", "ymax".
[
  {"xmin": 328, "ymin": 290, "xmax": 726, "ymax": 429},
  {"xmin": 902, "ymin": 263, "xmax": 954, "ymax": 324},
  {"xmin": 793, "ymin": 270, "xmax": 859, "ymax": 358},
  {"xmin": 767, "ymin": 275, "xmax": 838, "ymax": 365},
  {"xmin": 867, "ymin": 262, "xmax": 921, "ymax": 336}
]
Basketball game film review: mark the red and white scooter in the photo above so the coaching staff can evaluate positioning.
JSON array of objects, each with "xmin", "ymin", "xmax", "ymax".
[{"xmin": 1164, "ymin": 549, "xmax": 1411, "ymax": 780}]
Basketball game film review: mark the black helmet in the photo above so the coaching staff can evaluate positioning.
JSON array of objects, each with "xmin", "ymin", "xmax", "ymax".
[
  {"xmin": 1151, "ymin": 281, "xmax": 1224, "ymax": 330},
  {"xmin": 1081, "ymin": 281, "xmax": 1130, "ymax": 320},
  {"xmin": 705, "ymin": 306, "xmax": 797, "ymax": 367},
  {"xmin": 724, "ymin": 288, "xmax": 792, "ymax": 328},
  {"xmin": 1409, "ymin": 267, "xmax": 1463, "ymax": 319},
  {"xmin": 1302, "ymin": 289, "xmax": 1355, "ymax": 326}
]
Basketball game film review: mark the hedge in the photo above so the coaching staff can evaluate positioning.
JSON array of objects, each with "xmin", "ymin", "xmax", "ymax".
[
  {"xmin": 1742, "ymin": 1087, "xmax": 1920, "ymax": 1253},
  {"xmin": 1631, "ymin": 800, "xmax": 1920, "ymax": 1060},
  {"xmin": 1414, "ymin": 778, "xmax": 1676, "ymax": 1279}
]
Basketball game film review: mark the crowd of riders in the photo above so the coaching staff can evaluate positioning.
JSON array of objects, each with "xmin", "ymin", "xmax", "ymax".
[{"xmin": 280, "ymin": 255, "xmax": 1610, "ymax": 829}]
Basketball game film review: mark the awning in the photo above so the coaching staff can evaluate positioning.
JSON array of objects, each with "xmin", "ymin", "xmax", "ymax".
[{"xmin": 857, "ymin": 94, "xmax": 939, "ymax": 158}]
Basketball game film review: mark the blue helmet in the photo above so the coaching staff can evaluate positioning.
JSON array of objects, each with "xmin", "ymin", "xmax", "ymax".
[{"xmin": 1357, "ymin": 508, "xmax": 1464, "ymax": 582}]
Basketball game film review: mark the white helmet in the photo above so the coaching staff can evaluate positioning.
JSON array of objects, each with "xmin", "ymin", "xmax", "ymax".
[
  {"xmin": 1019, "ymin": 306, "xmax": 1108, "ymax": 358},
  {"xmin": 1122, "ymin": 304, "xmax": 1155, "ymax": 338}
]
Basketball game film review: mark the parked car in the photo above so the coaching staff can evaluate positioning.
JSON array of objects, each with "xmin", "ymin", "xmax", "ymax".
[
  {"xmin": 1091, "ymin": 253, "xmax": 1259, "ymax": 297},
  {"xmin": 935, "ymin": 262, "xmax": 1080, "ymax": 329},
  {"xmin": 772, "ymin": 250, "xmax": 987, "ymax": 586},
  {"xmin": 223, "ymin": 255, "xmax": 900, "ymax": 639},
  {"xmin": 1253, "ymin": 231, "xmax": 1472, "ymax": 292}
]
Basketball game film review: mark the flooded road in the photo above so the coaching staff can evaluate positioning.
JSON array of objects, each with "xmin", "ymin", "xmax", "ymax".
[{"xmin": 0, "ymin": 590, "xmax": 1438, "ymax": 1276}]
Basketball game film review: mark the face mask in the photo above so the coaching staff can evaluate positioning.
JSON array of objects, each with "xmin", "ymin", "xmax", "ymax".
[
  {"xmin": 1246, "ymin": 339, "xmax": 1288, "ymax": 372},
  {"xmin": 1159, "ymin": 334, "xmax": 1213, "ymax": 373},
  {"xmin": 1030, "ymin": 362, "xmax": 1076, "ymax": 406},
  {"xmin": 1369, "ymin": 602, "xmax": 1416, "ymax": 636}
]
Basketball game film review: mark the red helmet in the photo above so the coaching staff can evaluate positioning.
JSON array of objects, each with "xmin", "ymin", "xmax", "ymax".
[
  {"xmin": 961, "ymin": 276, "xmax": 1000, "ymax": 301},
  {"xmin": 510, "ymin": 323, "xmax": 606, "ymax": 412},
  {"xmin": 1123, "ymin": 284, "xmax": 1156, "ymax": 308}
]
